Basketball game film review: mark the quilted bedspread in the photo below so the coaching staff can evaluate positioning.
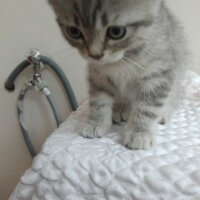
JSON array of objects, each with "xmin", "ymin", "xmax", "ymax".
[{"xmin": 9, "ymin": 71, "xmax": 200, "ymax": 200}]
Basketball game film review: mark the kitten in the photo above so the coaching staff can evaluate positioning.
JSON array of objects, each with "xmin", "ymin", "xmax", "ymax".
[{"xmin": 49, "ymin": 0, "xmax": 187, "ymax": 149}]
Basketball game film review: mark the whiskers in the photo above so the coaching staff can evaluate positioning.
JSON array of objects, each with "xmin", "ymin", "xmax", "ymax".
[{"xmin": 122, "ymin": 56, "xmax": 145, "ymax": 70}]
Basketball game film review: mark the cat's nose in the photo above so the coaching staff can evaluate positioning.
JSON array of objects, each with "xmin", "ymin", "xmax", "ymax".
[{"xmin": 88, "ymin": 53, "xmax": 104, "ymax": 60}]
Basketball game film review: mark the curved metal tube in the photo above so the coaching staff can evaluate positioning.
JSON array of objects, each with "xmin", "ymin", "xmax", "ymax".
[
  {"xmin": 5, "ymin": 56, "xmax": 78, "ymax": 111},
  {"xmin": 17, "ymin": 86, "xmax": 63, "ymax": 158},
  {"xmin": 43, "ymin": 87, "xmax": 63, "ymax": 127},
  {"xmin": 17, "ymin": 88, "xmax": 37, "ymax": 157},
  {"xmin": 40, "ymin": 56, "xmax": 78, "ymax": 111},
  {"xmin": 6, "ymin": 52, "xmax": 79, "ymax": 157},
  {"xmin": 5, "ymin": 60, "xmax": 30, "ymax": 91}
]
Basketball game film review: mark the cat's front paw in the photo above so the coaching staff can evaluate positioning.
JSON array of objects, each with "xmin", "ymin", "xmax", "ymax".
[
  {"xmin": 124, "ymin": 130, "xmax": 155, "ymax": 150},
  {"xmin": 78, "ymin": 122, "xmax": 107, "ymax": 138}
]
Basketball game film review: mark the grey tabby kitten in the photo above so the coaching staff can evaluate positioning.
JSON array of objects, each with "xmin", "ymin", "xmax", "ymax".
[{"xmin": 49, "ymin": 0, "xmax": 187, "ymax": 149}]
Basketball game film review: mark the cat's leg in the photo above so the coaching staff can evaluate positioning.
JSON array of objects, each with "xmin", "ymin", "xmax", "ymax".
[
  {"xmin": 112, "ymin": 102, "xmax": 130, "ymax": 124},
  {"xmin": 124, "ymin": 82, "xmax": 171, "ymax": 150},
  {"xmin": 159, "ymin": 80, "xmax": 182, "ymax": 124},
  {"xmin": 79, "ymin": 92, "xmax": 113, "ymax": 138}
]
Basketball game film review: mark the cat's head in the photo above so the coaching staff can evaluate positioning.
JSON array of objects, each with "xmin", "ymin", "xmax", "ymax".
[{"xmin": 49, "ymin": 0, "xmax": 161, "ymax": 65}]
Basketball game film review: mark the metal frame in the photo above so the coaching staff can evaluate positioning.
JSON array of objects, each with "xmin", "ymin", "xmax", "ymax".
[{"xmin": 5, "ymin": 49, "xmax": 78, "ymax": 157}]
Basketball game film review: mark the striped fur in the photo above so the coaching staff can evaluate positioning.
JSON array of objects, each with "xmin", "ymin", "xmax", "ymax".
[{"xmin": 49, "ymin": 0, "xmax": 188, "ymax": 149}]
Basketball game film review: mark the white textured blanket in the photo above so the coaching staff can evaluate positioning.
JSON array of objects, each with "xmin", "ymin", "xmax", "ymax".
[{"xmin": 9, "ymin": 71, "xmax": 200, "ymax": 200}]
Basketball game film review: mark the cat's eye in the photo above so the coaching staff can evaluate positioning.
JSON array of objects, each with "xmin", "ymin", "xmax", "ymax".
[
  {"xmin": 66, "ymin": 26, "xmax": 83, "ymax": 39},
  {"xmin": 107, "ymin": 26, "xmax": 126, "ymax": 40}
]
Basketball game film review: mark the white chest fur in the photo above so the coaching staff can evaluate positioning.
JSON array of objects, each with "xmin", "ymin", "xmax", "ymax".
[{"xmin": 100, "ymin": 62, "xmax": 139, "ymax": 98}]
